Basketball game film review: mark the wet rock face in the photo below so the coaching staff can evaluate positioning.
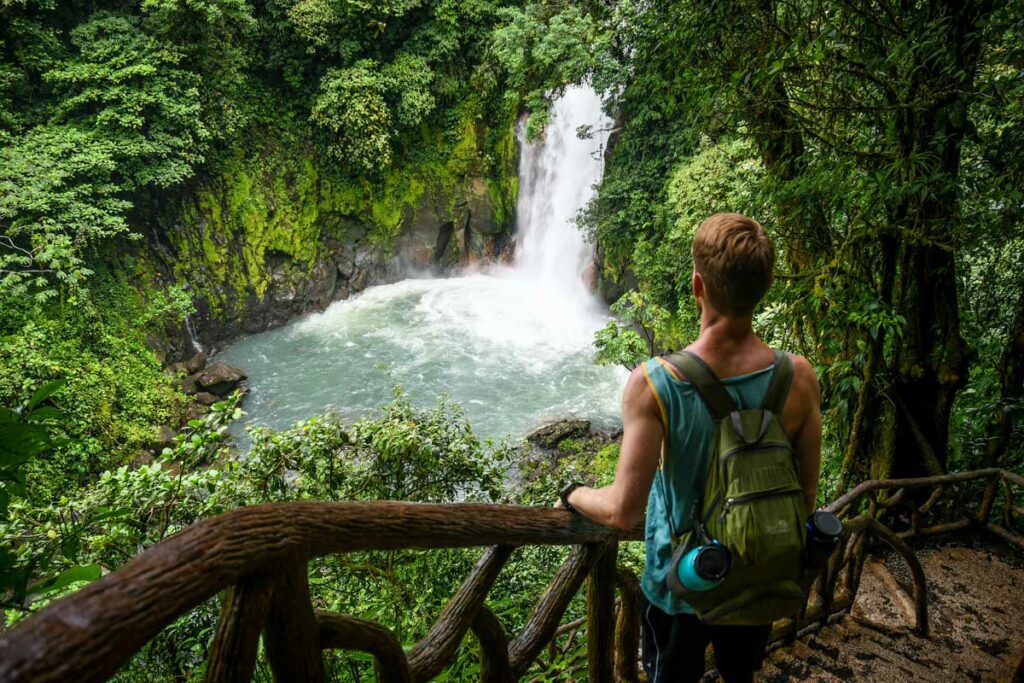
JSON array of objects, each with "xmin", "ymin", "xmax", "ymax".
[
  {"xmin": 393, "ymin": 183, "xmax": 509, "ymax": 273},
  {"xmin": 196, "ymin": 362, "xmax": 248, "ymax": 397},
  {"xmin": 194, "ymin": 392, "xmax": 220, "ymax": 406},
  {"xmin": 153, "ymin": 425, "xmax": 177, "ymax": 449},
  {"xmin": 151, "ymin": 114, "xmax": 519, "ymax": 360},
  {"xmin": 251, "ymin": 250, "xmax": 391, "ymax": 335},
  {"xmin": 183, "ymin": 352, "xmax": 207, "ymax": 375},
  {"xmin": 526, "ymin": 419, "xmax": 592, "ymax": 449},
  {"xmin": 166, "ymin": 192, "xmax": 510, "ymax": 358}
]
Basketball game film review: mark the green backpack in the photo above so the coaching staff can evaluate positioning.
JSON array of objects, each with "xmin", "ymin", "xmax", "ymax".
[{"xmin": 664, "ymin": 349, "xmax": 809, "ymax": 625}]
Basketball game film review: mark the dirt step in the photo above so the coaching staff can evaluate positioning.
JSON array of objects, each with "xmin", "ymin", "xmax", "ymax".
[
  {"xmin": 761, "ymin": 647, "xmax": 845, "ymax": 683},
  {"xmin": 758, "ymin": 659, "xmax": 787, "ymax": 682},
  {"xmin": 789, "ymin": 639, "xmax": 855, "ymax": 679}
]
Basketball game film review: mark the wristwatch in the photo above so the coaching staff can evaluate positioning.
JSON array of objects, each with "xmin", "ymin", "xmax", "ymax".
[{"xmin": 559, "ymin": 482, "xmax": 584, "ymax": 513}]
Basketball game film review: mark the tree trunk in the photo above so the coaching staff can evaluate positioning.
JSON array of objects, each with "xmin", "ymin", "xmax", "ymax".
[{"xmin": 882, "ymin": 0, "xmax": 992, "ymax": 478}]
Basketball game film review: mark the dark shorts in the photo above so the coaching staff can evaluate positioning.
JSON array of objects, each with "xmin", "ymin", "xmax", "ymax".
[{"xmin": 640, "ymin": 594, "xmax": 772, "ymax": 683}]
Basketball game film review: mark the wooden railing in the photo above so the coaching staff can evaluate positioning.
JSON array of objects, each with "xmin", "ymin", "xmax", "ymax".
[
  {"xmin": 0, "ymin": 469, "xmax": 1020, "ymax": 682},
  {"xmin": 773, "ymin": 467, "xmax": 1024, "ymax": 648}
]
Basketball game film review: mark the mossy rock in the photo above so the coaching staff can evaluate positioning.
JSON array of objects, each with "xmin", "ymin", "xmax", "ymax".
[{"xmin": 526, "ymin": 419, "xmax": 592, "ymax": 448}]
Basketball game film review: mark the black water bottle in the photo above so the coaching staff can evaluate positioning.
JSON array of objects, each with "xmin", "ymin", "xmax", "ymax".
[{"xmin": 805, "ymin": 511, "xmax": 843, "ymax": 567}]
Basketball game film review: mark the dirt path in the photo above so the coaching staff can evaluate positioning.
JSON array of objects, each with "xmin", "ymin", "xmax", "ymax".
[{"xmin": 758, "ymin": 542, "xmax": 1024, "ymax": 682}]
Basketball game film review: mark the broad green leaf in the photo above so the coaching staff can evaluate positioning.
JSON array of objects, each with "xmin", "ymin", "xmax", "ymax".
[
  {"xmin": 0, "ymin": 424, "xmax": 53, "ymax": 463},
  {"xmin": 26, "ymin": 380, "xmax": 66, "ymax": 411},
  {"xmin": 32, "ymin": 564, "xmax": 102, "ymax": 596},
  {"xmin": 25, "ymin": 406, "xmax": 63, "ymax": 424}
]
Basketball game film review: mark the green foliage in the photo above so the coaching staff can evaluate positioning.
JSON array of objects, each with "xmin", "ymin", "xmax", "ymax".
[
  {"xmin": 45, "ymin": 12, "xmax": 208, "ymax": 187},
  {"xmin": 0, "ymin": 381, "xmax": 65, "ymax": 518},
  {"xmin": 0, "ymin": 5, "xmax": 247, "ymax": 301},
  {"xmin": 0, "ymin": 382, "xmax": 106, "ymax": 611},
  {"xmin": 0, "ymin": 272, "xmax": 191, "ymax": 493},
  {"xmin": 242, "ymin": 383, "xmax": 511, "ymax": 504},
  {"xmin": 312, "ymin": 54, "xmax": 435, "ymax": 176},
  {"xmin": 490, "ymin": 2, "xmax": 622, "ymax": 138},
  {"xmin": 593, "ymin": 320, "xmax": 648, "ymax": 371},
  {"xmin": 594, "ymin": 291, "xmax": 689, "ymax": 370},
  {"xmin": 0, "ymin": 126, "xmax": 132, "ymax": 301}
]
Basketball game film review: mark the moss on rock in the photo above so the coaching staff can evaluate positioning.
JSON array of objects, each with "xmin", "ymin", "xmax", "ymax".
[{"xmin": 163, "ymin": 103, "xmax": 519, "ymax": 347}]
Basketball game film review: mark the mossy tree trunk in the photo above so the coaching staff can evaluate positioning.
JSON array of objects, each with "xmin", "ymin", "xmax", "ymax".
[{"xmin": 841, "ymin": 0, "xmax": 991, "ymax": 484}]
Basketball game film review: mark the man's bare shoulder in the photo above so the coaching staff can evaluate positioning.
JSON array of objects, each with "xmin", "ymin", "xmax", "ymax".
[
  {"xmin": 788, "ymin": 353, "xmax": 820, "ymax": 395},
  {"xmin": 785, "ymin": 353, "xmax": 821, "ymax": 430},
  {"xmin": 623, "ymin": 362, "xmax": 662, "ymax": 417}
]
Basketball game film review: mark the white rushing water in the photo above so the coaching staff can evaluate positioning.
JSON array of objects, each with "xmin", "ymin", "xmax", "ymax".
[{"xmin": 219, "ymin": 85, "xmax": 627, "ymax": 440}]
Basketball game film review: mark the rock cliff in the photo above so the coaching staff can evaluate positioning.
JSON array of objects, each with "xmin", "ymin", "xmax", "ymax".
[{"xmin": 150, "ymin": 112, "xmax": 519, "ymax": 357}]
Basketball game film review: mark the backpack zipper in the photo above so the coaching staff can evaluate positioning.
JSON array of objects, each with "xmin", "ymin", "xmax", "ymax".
[
  {"xmin": 720, "ymin": 487, "xmax": 801, "ymax": 517},
  {"xmin": 702, "ymin": 492, "xmax": 722, "ymax": 526}
]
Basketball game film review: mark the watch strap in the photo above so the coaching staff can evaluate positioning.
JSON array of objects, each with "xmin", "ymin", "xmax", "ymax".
[{"xmin": 560, "ymin": 482, "xmax": 583, "ymax": 512}]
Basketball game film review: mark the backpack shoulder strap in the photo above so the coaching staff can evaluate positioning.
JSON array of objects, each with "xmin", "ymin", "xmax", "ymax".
[
  {"xmin": 761, "ymin": 349, "xmax": 794, "ymax": 414},
  {"xmin": 663, "ymin": 350, "xmax": 737, "ymax": 420}
]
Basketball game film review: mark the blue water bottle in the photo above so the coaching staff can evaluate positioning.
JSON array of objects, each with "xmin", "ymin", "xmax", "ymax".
[{"xmin": 675, "ymin": 541, "xmax": 732, "ymax": 592}]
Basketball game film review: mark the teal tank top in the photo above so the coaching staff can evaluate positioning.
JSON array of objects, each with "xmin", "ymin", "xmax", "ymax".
[{"xmin": 640, "ymin": 356, "xmax": 777, "ymax": 615}]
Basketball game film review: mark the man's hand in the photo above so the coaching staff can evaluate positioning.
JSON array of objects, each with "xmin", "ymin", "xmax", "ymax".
[
  {"xmin": 553, "ymin": 485, "xmax": 580, "ymax": 510},
  {"xmin": 554, "ymin": 367, "xmax": 662, "ymax": 530}
]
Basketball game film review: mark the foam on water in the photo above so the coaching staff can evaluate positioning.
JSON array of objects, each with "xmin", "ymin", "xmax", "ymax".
[{"xmin": 219, "ymin": 85, "xmax": 627, "ymax": 441}]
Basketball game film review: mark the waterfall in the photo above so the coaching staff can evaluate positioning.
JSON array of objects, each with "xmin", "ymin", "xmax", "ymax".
[
  {"xmin": 218, "ymin": 84, "xmax": 626, "ymax": 441},
  {"xmin": 184, "ymin": 315, "xmax": 206, "ymax": 355},
  {"xmin": 511, "ymin": 85, "xmax": 611, "ymax": 305}
]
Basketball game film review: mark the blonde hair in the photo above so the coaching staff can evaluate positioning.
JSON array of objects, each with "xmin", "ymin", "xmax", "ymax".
[{"xmin": 692, "ymin": 213, "xmax": 775, "ymax": 316}]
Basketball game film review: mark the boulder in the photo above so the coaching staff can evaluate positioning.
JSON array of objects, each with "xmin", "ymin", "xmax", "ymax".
[
  {"xmin": 466, "ymin": 178, "xmax": 499, "ymax": 235},
  {"xmin": 195, "ymin": 392, "xmax": 220, "ymax": 406},
  {"xmin": 526, "ymin": 419, "xmax": 591, "ymax": 449},
  {"xmin": 153, "ymin": 425, "xmax": 177, "ymax": 448},
  {"xmin": 166, "ymin": 361, "xmax": 188, "ymax": 377},
  {"xmin": 182, "ymin": 372, "xmax": 202, "ymax": 395},
  {"xmin": 132, "ymin": 449, "xmax": 155, "ymax": 467},
  {"xmin": 197, "ymin": 362, "xmax": 248, "ymax": 397},
  {"xmin": 183, "ymin": 352, "xmax": 208, "ymax": 375}
]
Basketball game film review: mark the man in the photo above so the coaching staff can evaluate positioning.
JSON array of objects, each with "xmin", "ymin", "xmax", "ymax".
[{"xmin": 557, "ymin": 213, "xmax": 822, "ymax": 682}]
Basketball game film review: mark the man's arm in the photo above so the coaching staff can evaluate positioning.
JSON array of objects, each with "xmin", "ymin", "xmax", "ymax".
[
  {"xmin": 556, "ymin": 366, "xmax": 663, "ymax": 530},
  {"xmin": 790, "ymin": 356, "xmax": 822, "ymax": 515}
]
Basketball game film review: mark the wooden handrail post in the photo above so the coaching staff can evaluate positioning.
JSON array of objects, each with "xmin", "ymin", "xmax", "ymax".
[
  {"xmin": 317, "ymin": 613, "xmax": 412, "ymax": 683},
  {"xmin": 587, "ymin": 541, "xmax": 617, "ymax": 683},
  {"xmin": 471, "ymin": 605, "xmax": 513, "ymax": 683},
  {"xmin": 613, "ymin": 567, "xmax": 641, "ymax": 683},
  {"xmin": 205, "ymin": 573, "xmax": 275, "ymax": 683},
  {"xmin": 978, "ymin": 474, "xmax": 1000, "ymax": 525},
  {"xmin": 867, "ymin": 520, "xmax": 929, "ymax": 636},
  {"xmin": 263, "ymin": 559, "xmax": 325, "ymax": 682},
  {"xmin": 1001, "ymin": 475, "xmax": 1016, "ymax": 529},
  {"xmin": 408, "ymin": 545, "xmax": 514, "ymax": 681},
  {"xmin": 509, "ymin": 544, "xmax": 601, "ymax": 678}
]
